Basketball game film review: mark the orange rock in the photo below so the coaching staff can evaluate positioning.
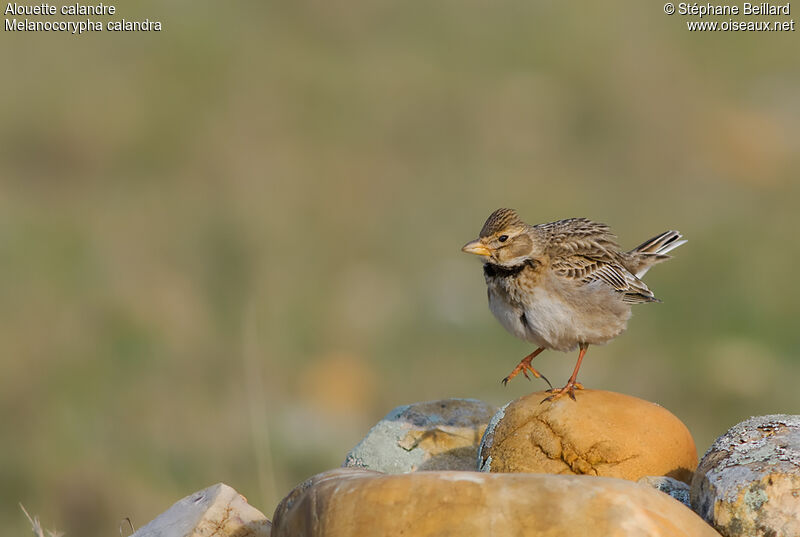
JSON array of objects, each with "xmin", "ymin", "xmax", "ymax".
[
  {"xmin": 479, "ymin": 390, "xmax": 697, "ymax": 483},
  {"xmin": 272, "ymin": 468, "xmax": 720, "ymax": 537}
]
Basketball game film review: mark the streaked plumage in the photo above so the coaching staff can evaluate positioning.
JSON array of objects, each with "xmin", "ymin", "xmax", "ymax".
[{"xmin": 462, "ymin": 209, "xmax": 686, "ymax": 401}]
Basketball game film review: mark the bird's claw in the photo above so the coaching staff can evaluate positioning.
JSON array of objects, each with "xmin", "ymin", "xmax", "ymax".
[
  {"xmin": 540, "ymin": 373, "xmax": 553, "ymax": 390},
  {"xmin": 501, "ymin": 348, "xmax": 548, "ymax": 388},
  {"xmin": 540, "ymin": 381, "xmax": 583, "ymax": 403},
  {"xmin": 501, "ymin": 363, "xmax": 551, "ymax": 390}
]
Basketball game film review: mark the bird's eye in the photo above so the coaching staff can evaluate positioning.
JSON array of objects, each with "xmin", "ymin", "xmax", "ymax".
[{"xmin": 498, "ymin": 235, "xmax": 509, "ymax": 243}]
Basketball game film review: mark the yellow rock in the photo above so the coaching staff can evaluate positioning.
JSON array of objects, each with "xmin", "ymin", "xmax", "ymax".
[
  {"xmin": 272, "ymin": 468, "xmax": 720, "ymax": 537},
  {"xmin": 479, "ymin": 390, "xmax": 697, "ymax": 483}
]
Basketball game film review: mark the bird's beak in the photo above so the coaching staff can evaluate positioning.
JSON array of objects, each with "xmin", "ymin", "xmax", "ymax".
[{"xmin": 462, "ymin": 239, "xmax": 491, "ymax": 257}]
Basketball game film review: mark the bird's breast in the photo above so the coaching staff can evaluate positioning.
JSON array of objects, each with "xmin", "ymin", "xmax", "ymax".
[
  {"xmin": 485, "ymin": 267, "xmax": 548, "ymax": 346},
  {"xmin": 486, "ymin": 272, "xmax": 630, "ymax": 352}
]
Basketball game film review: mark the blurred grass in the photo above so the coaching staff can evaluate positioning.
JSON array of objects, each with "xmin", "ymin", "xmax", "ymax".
[{"xmin": 2, "ymin": 1, "xmax": 799, "ymax": 535}]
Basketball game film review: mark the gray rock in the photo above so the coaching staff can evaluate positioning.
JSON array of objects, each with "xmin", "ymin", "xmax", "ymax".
[
  {"xmin": 132, "ymin": 483, "xmax": 271, "ymax": 537},
  {"xmin": 343, "ymin": 398, "xmax": 497, "ymax": 473},
  {"xmin": 638, "ymin": 475, "xmax": 691, "ymax": 507},
  {"xmin": 690, "ymin": 414, "xmax": 800, "ymax": 537}
]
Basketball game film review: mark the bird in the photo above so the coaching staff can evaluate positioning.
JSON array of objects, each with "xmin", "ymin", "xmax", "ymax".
[{"xmin": 462, "ymin": 208, "xmax": 686, "ymax": 401}]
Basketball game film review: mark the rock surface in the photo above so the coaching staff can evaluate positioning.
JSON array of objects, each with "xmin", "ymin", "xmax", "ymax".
[
  {"xmin": 132, "ymin": 483, "xmax": 271, "ymax": 537},
  {"xmin": 272, "ymin": 468, "xmax": 721, "ymax": 537},
  {"xmin": 343, "ymin": 398, "xmax": 496, "ymax": 472},
  {"xmin": 690, "ymin": 414, "xmax": 800, "ymax": 537},
  {"xmin": 639, "ymin": 475, "xmax": 691, "ymax": 507},
  {"xmin": 478, "ymin": 390, "xmax": 697, "ymax": 482}
]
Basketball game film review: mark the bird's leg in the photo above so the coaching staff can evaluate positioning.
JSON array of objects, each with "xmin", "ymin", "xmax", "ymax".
[
  {"xmin": 502, "ymin": 347, "xmax": 551, "ymax": 389},
  {"xmin": 543, "ymin": 343, "xmax": 588, "ymax": 402}
]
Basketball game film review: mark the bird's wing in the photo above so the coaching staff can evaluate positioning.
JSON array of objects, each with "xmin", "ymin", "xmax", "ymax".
[
  {"xmin": 537, "ymin": 218, "xmax": 657, "ymax": 304},
  {"xmin": 537, "ymin": 218, "xmax": 659, "ymax": 303},
  {"xmin": 550, "ymin": 255, "xmax": 658, "ymax": 304}
]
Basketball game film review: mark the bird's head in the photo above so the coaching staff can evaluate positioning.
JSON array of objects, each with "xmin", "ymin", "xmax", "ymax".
[{"xmin": 461, "ymin": 208, "xmax": 534, "ymax": 267}]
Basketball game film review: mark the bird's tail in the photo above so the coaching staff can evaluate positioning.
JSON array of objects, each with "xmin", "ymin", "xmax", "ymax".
[{"xmin": 625, "ymin": 230, "xmax": 686, "ymax": 278}]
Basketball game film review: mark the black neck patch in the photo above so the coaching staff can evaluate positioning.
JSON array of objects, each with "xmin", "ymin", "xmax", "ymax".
[{"xmin": 483, "ymin": 259, "xmax": 535, "ymax": 279}]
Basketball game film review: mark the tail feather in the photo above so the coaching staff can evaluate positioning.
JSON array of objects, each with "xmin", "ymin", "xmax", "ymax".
[
  {"xmin": 626, "ymin": 230, "xmax": 686, "ymax": 278},
  {"xmin": 632, "ymin": 230, "xmax": 687, "ymax": 255}
]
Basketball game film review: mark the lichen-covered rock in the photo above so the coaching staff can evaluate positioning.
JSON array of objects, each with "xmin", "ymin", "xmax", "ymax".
[
  {"xmin": 132, "ymin": 483, "xmax": 271, "ymax": 537},
  {"xmin": 639, "ymin": 475, "xmax": 691, "ymax": 507},
  {"xmin": 272, "ymin": 468, "xmax": 721, "ymax": 537},
  {"xmin": 478, "ymin": 390, "xmax": 697, "ymax": 483},
  {"xmin": 690, "ymin": 414, "xmax": 800, "ymax": 537},
  {"xmin": 343, "ymin": 398, "xmax": 496, "ymax": 472}
]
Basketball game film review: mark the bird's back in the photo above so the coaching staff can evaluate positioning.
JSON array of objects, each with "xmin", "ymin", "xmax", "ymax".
[{"xmin": 535, "ymin": 218, "xmax": 621, "ymax": 260}]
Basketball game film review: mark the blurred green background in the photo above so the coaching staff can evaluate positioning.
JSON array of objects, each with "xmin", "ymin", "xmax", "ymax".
[{"xmin": 2, "ymin": 1, "xmax": 799, "ymax": 535}]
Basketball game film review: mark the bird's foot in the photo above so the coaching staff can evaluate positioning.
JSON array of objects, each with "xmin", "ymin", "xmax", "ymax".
[
  {"xmin": 501, "ymin": 355, "xmax": 551, "ymax": 389},
  {"xmin": 541, "ymin": 381, "xmax": 584, "ymax": 403}
]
